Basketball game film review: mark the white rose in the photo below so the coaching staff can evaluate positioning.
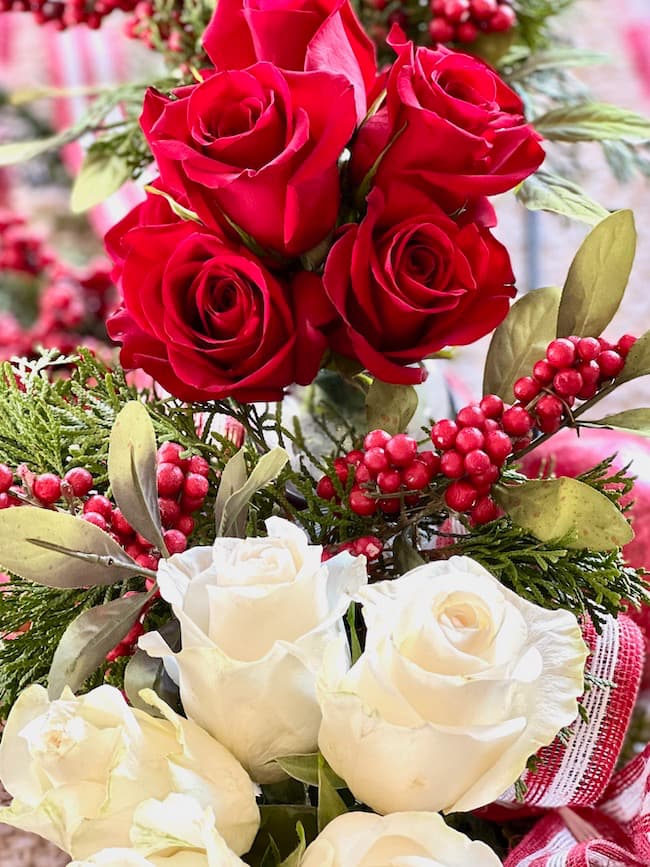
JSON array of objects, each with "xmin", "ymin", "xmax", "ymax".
[
  {"xmin": 318, "ymin": 556, "xmax": 588, "ymax": 814},
  {"xmin": 69, "ymin": 794, "xmax": 246, "ymax": 867},
  {"xmin": 140, "ymin": 517, "xmax": 367, "ymax": 783},
  {"xmin": 0, "ymin": 685, "xmax": 259, "ymax": 859},
  {"xmin": 299, "ymin": 811, "xmax": 501, "ymax": 866}
]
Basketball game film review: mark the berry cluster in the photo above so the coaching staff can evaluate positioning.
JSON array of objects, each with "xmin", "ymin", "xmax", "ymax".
[
  {"xmin": 0, "ymin": 0, "xmax": 136, "ymax": 29},
  {"xmin": 322, "ymin": 535, "xmax": 384, "ymax": 562},
  {"xmin": 0, "ymin": 441, "xmax": 210, "ymax": 570},
  {"xmin": 316, "ymin": 431, "xmax": 439, "ymax": 518},
  {"xmin": 122, "ymin": 0, "xmax": 210, "ymax": 66},
  {"xmin": 429, "ymin": 0, "xmax": 516, "ymax": 44}
]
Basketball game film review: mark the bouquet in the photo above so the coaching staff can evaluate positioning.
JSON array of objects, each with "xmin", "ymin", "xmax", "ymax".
[{"xmin": 1, "ymin": 0, "xmax": 650, "ymax": 864}]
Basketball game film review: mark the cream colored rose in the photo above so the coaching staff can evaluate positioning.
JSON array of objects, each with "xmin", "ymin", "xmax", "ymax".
[
  {"xmin": 68, "ymin": 794, "xmax": 246, "ymax": 867},
  {"xmin": 140, "ymin": 517, "xmax": 367, "ymax": 783},
  {"xmin": 300, "ymin": 811, "xmax": 501, "ymax": 867},
  {"xmin": 0, "ymin": 685, "xmax": 259, "ymax": 859},
  {"xmin": 318, "ymin": 556, "xmax": 588, "ymax": 815}
]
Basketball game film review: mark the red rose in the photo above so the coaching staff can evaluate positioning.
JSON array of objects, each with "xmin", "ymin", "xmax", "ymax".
[
  {"xmin": 321, "ymin": 181, "xmax": 515, "ymax": 384},
  {"xmin": 141, "ymin": 62, "xmax": 356, "ymax": 257},
  {"xmin": 202, "ymin": 0, "xmax": 377, "ymax": 123},
  {"xmin": 352, "ymin": 35, "xmax": 544, "ymax": 205},
  {"xmin": 106, "ymin": 194, "xmax": 325, "ymax": 402}
]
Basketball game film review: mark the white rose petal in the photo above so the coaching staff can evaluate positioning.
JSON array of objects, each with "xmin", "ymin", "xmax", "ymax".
[
  {"xmin": 141, "ymin": 517, "xmax": 368, "ymax": 782},
  {"xmin": 318, "ymin": 556, "xmax": 588, "ymax": 814},
  {"xmin": 0, "ymin": 684, "xmax": 259, "ymax": 859},
  {"xmin": 299, "ymin": 811, "xmax": 501, "ymax": 867}
]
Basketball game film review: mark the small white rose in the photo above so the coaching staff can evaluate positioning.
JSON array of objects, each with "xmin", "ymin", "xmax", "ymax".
[
  {"xmin": 318, "ymin": 556, "xmax": 588, "ymax": 814},
  {"xmin": 0, "ymin": 685, "xmax": 259, "ymax": 859},
  {"xmin": 299, "ymin": 811, "xmax": 501, "ymax": 866},
  {"xmin": 69, "ymin": 794, "xmax": 247, "ymax": 867},
  {"xmin": 140, "ymin": 517, "xmax": 367, "ymax": 783}
]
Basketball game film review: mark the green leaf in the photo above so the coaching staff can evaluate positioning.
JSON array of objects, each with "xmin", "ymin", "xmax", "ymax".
[
  {"xmin": 346, "ymin": 602, "xmax": 362, "ymax": 664},
  {"xmin": 588, "ymin": 409, "xmax": 650, "ymax": 437},
  {"xmin": 108, "ymin": 401, "xmax": 167, "ymax": 555},
  {"xmin": 534, "ymin": 102, "xmax": 650, "ymax": 142},
  {"xmin": 483, "ymin": 286, "xmax": 561, "ymax": 400},
  {"xmin": 214, "ymin": 448, "xmax": 248, "ymax": 536},
  {"xmin": 393, "ymin": 532, "xmax": 425, "ymax": 573},
  {"xmin": 494, "ymin": 477, "xmax": 633, "ymax": 550},
  {"xmin": 218, "ymin": 447, "xmax": 289, "ymax": 538},
  {"xmin": 70, "ymin": 146, "xmax": 132, "ymax": 213},
  {"xmin": 246, "ymin": 806, "xmax": 317, "ymax": 867},
  {"xmin": 516, "ymin": 171, "xmax": 609, "ymax": 226},
  {"xmin": 144, "ymin": 185, "xmax": 201, "ymax": 223},
  {"xmin": 0, "ymin": 507, "xmax": 142, "ymax": 587},
  {"xmin": 317, "ymin": 754, "xmax": 347, "ymax": 832},
  {"xmin": 618, "ymin": 329, "xmax": 650, "ymax": 384},
  {"xmin": 365, "ymin": 379, "xmax": 418, "ymax": 435},
  {"xmin": 557, "ymin": 210, "xmax": 636, "ymax": 338},
  {"xmin": 276, "ymin": 754, "xmax": 346, "ymax": 789},
  {"xmin": 124, "ymin": 620, "xmax": 182, "ymax": 715},
  {"xmin": 0, "ymin": 133, "xmax": 76, "ymax": 167},
  {"xmin": 48, "ymin": 591, "xmax": 149, "ymax": 698},
  {"xmin": 279, "ymin": 823, "xmax": 306, "ymax": 867},
  {"xmin": 506, "ymin": 48, "xmax": 609, "ymax": 82}
]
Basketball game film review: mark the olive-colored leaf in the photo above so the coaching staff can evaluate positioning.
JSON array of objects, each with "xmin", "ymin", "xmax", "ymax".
[
  {"xmin": 483, "ymin": 286, "xmax": 561, "ymax": 400},
  {"xmin": 588, "ymin": 409, "xmax": 650, "ymax": 437},
  {"xmin": 0, "ymin": 133, "xmax": 73, "ymax": 166},
  {"xmin": 275, "ymin": 754, "xmax": 346, "ymax": 789},
  {"xmin": 70, "ymin": 146, "xmax": 132, "ymax": 213},
  {"xmin": 218, "ymin": 447, "xmax": 289, "ymax": 538},
  {"xmin": 144, "ymin": 185, "xmax": 201, "ymax": 223},
  {"xmin": 48, "ymin": 591, "xmax": 150, "ymax": 698},
  {"xmin": 557, "ymin": 210, "xmax": 636, "ymax": 338},
  {"xmin": 124, "ymin": 649, "xmax": 183, "ymax": 716},
  {"xmin": 494, "ymin": 477, "xmax": 633, "ymax": 550},
  {"xmin": 617, "ymin": 329, "xmax": 650, "ymax": 384},
  {"xmin": 214, "ymin": 448, "xmax": 248, "ymax": 536},
  {"xmin": 516, "ymin": 171, "xmax": 609, "ymax": 226},
  {"xmin": 533, "ymin": 103, "xmax": 650, "ymax": 142},
  {"xmin": 393, "ymin": 532, "xmax": 425, "ymax": 573},
  {"xmin": 279, "ymin": 823, "xmax": 306, "ymax": 867},
  {"xmin": 108, "ymin": 401, "xmax": 167, "ymax": 555},
  {"xmin": 366, "ymin": 379, "xmax": 418, "ymax": 436},
  {"xmin": 346, "ymin": 602, "xmax": 362, "ymax": 664},
  {"xmin": 317, "ymin": 754, "xmax": 347, "ymax": 832},
  {"xmin": 0, "ymin": 507, "xmax": 142, "ymax": 587},
  {"xmin": 247, "ymin": 806, "xmax": 318, "ymax": 867}
]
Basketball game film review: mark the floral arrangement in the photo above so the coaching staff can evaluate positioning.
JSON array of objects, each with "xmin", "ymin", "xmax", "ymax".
[{"xmin": 1, "ymin": 0, "xmax": 650, "ymax": 865}]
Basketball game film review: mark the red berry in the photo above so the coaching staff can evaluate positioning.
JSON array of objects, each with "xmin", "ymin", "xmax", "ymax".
[
  {"xmin": 440, "ymin": 450, "xmax": 465, "ymax": 479},
  {"xmin": 455, "ymin": 427, "xmax": 484, "ymax": 454},
  {"xmin": 428, "ymin": 16, "xmax": 454, "ymax": 41},
  {"xmin": 352, "ymin": 536, "xmax": 383, "ymax": 560},
  {"xmin": 598, "ymin": 350, "xmax": 624, "ymax": 378},
  {"xmin": 483, "ymin": 418, "xmax": 500, "ymax": 433},
  {"xmin": 346, "ymin": 450, "xmax": 365, "ymax": 466},
  {"xmin": 456, "ymin": 20, "xmax": 478, "ymax": 41},
  {"xmin": 333, "ymin": 459, "xmax": 349, "ymax": 484},
  {"xmin": 180, "ymin": 495, "xmax": 204, "ymax": 513},
  {"xmin": 534, "ymin": 394, "xmax": 564, "ymax": 421},
  {"xmin": 355, "ymin": 464, "xmax": 372, "ymax": 485},
  {"xmin": 33, "ymin": 473, "xmax": 61, "ymax": 505},
  {"xmin": 617, "ymin": 334, "xmax": 637, "ymax": 356},
  {"xmin": 471, "ymin": 465, "xmax": 500, "ymax": 494},
  {"xmin": 479, "ymin": 394, "xmax": 504, "ymax": 419},
  {"xmin": 445, "ymin": 480, "xmax": 477, "ymax": 512},
  {"xmin": 502, "ymin": 406, "xmax": 534, "ymax": 437},
  {"xmin": 471, "ymin": 496, "xmax": 498, "ymax": 525},
  {"xmin": 136, "ymin": 553, "xmax": 159, "ymax": 571},
  {"xmin": 125, "ymin": 542, "xmax": 145, "ymax": 560},
  {"xmin": 163, "ymin": 529, "xmax": 188, "ymax": 555},
  {"xmin": 0, "ymin": 464, "xmax": 13, "ymax": 494},
  {"xmin": 443, "ymin": 0, "xmax": 470, "ymax": 22},
  {"xmin": 83, "ymin": 511, "xmax": 108, "ymax": 531},
  {"xmin": 431, "ymin": 419, "xmax": 458, "ymax": 450},
  {"xmin": 598, "ymin": 338, "xmax": 614, "ymax": 352},
  {"xmin": 112, "ymin": 507, "xmax": 134, "ymax": 537},
  {"xmin": 378, "ymin": 497, "xmax": 401, "ymax": 515},
  {"xmin": 553, "ymin": 369, "xmax": 583, "ymax": 397},
  {"xmin": 484, "ymin": 430, "xmax": 512, "ymax": 465},
  {"xmin": 538, "ymin": 414, "xmax": 562, "ymax": 434},
  {"xmin": 456, "ymin": 405, "xmax": 486, "ymax": 429},
  {"xmin": 188, "ymin": 455, "xmax": 210, "ymax": 477},
  {"xmin": 157, "ymin": 462, "xmax": 184, "ymax": 497},
  {"xmin": 83, "ymin": 494, "xmax": 113, "ymax": 518},
  {"xmin": 488, "ymin": 3, "xmax": 515, "ymax": 31},
  {"xmin": 513, "ymin": 376, "xmax": 541, "ymax": 403},
  {"xmin": 158, "ymin": 498, "xmax": 181, "ymax": 528},
  {"xmin": 157, "ymin": 442, "xmax": 188, "ymax": 468},
  {"xmin": 577, "ymin": 381, "xmax": 598, "ymax": 401},
  {"xmin": 417, "ymin": 451, "xmax": 441, "ymax": 476},
  {"xmin": 464, "ymin": 449, "xmax": 492, "ymax": 476},
  {"xmin": 431, "ymin": 0, "xmax": 446, "ymax": 11},
  {"xmin": 402, "ymin": 462, "xmax": 430, "ymax": 491},
  {"xmin": 385, "ymin": 434, "xmax": 418, "ymax": 468},
  {"xmin": 546, "ymin": 338, "xmax": 576, "ymax": 368},
  {"xmin": 349, "ymin": 488, "xmax": 377, "ymax": 517},
  {"xmin": 175, "ymin": 514, "xmax": 195, "ymax": 536},
  {"xmin": 317, "ymin": 476, "xmax": 336, "ymax": 500},
  {"xmin": 0, "ymin": 493, "xmax": 9, "ymax": 509},
  {"xmin": 470, "ymin": 0, "xmax": 497, "ymax": 18},
  {"xmin": 363, "ymin": 429, "xmax": 391, "ymax": 451},
  {"xmin": 184, "ymin": 473, "xmax": 209, "ymax": 500},
  {"xmin": 532, "ymin": 360, "xmax": 555, "ymax": 385},
  {"xmin": 364, "ymin": 447, "xmax": 389, "ymax": 476},
  {"xmin": 136, "ymin": 532, "xmax": 153, "ymax": 549},
  {"xmin": 577, "ymin": 337, "xmax": 601, "ymax": 361},
  {"xmin": 377, "ymin": 469, "xmax": 402, "ymax": 493},
  {"xmin": 578, "ymin": 360, "xmax": 601, "ymax": 387},
  {"xmin": 62, "ymin": 467, "xmax": 93, "ymax": 497}
]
